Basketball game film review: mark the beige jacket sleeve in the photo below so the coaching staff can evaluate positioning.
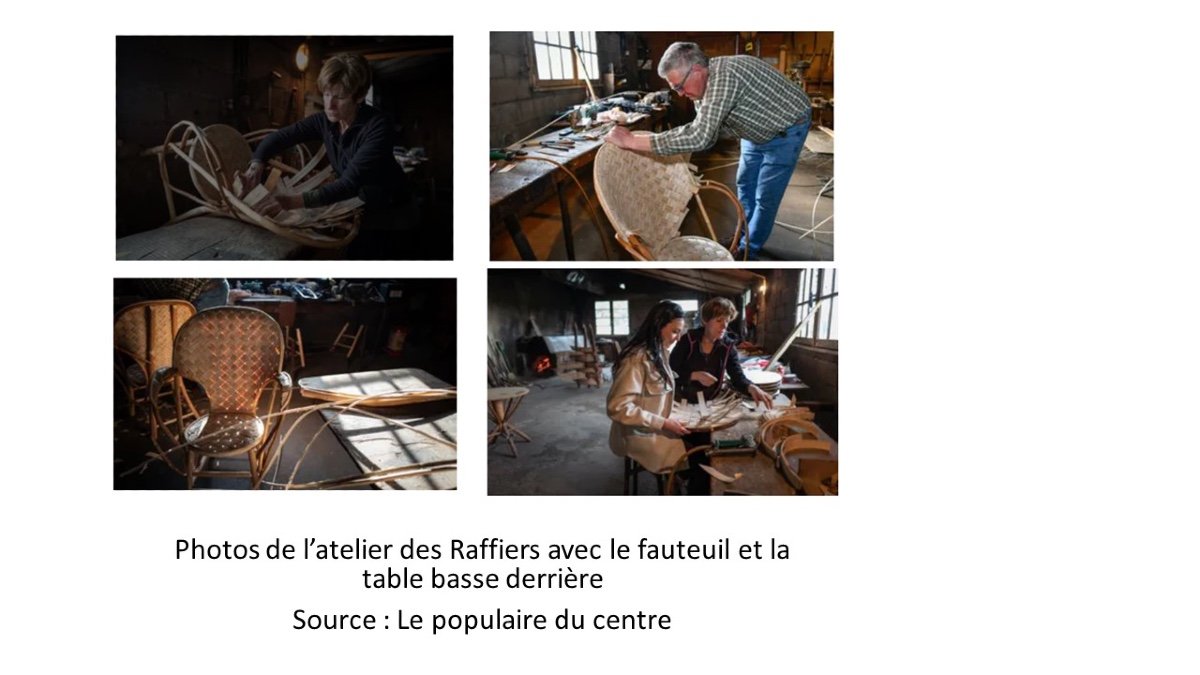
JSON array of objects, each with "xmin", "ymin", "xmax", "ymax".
[{"xmin": 607, "ymin": 354, "xmax": 666, "ymax": 431}]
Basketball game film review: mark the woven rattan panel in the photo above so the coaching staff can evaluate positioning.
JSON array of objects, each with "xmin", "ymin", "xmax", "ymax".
[
  {"xmin": 134, "ymin": 279, "xmax": 214, "ymax": 303},
  {"xmin": 114, "ymin": 301, "xmax": 196, "ymax": 372},
  {"xmin": 184, "ymin": 413, "xmax": 266, "ymax": 456},
  {"xmin": 658, "ymin": 236, "xmax": 734, "ymax": 261},
  {"xmin": 174, "ymin": 307, "xmax": 283, "ymax": 414},
  {"xmin": 594, "ymin": 144, "xmax": 698, "ymax": 255}
]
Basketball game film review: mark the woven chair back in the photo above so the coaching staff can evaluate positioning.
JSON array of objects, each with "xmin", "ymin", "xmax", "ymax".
[
  {"xmin": 189, "ymin": 124, "xmax": 253, "ymax": 203},
  {"xmin": 114, "ymin": 300, "xmax": 196, "ymax": 373},
  {"xmin": 173, "ymin": 307, "xmax": 284, "ymax": 415},
  {"xmin": 594, "ymin": 143, "xmax": 699, "ymax": 255},
  {"xmin": 133, "ymin": 278, "xmax": 215, "ymax": 304}
]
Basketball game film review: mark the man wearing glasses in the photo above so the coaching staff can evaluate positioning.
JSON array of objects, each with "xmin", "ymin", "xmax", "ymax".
[{"xmin": 606, "ymin": 42, "xmax": 812, "ymax": 260}]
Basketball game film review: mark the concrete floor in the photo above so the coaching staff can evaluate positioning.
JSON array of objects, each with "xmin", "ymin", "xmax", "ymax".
[
  {"xmin": 490, "ymin": 138, "xmax": 834, "ymax": 261},
  {"xmin": 488, "ymin": 376, "xmax": 664, "ymax": 496},
  {"xmin": 114, "ymin": 350, "xmax": 449, "ymax": 490}
]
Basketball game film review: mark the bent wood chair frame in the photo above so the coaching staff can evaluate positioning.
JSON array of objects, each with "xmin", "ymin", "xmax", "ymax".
[
  {"xmin": 593, "ymin": 143, "xmax": 748, "ymax": 261},
  {"xmin": 154, "ymin": 121, "xmax": 361, "ymax": 250}
]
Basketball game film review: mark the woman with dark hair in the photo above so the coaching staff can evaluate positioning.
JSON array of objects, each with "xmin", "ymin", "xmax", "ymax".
[{"xmin": 607, "ymin": 301, "xmax": 691, "ymax": 478}]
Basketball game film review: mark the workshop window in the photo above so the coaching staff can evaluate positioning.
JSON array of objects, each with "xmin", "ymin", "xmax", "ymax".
[
  {"xmin": 671, "ymin": 299, "xmax": 700, "ymax": 326},
  {"xmin": 595, "ymin": 299, "xmax": 629, "ymax": 336},
  {"xmin": 531, "ymin": 32, "xmax": 599, "ymax": 84},
  {"xmin": 797, "ymin": 269, "xmax": 838, "ymax": 341}
]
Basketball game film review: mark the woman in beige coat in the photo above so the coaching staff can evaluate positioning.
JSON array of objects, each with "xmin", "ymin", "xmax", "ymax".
[{"xmin": 607, "ymin": 301, "xmax": 691, "ymax": 474}]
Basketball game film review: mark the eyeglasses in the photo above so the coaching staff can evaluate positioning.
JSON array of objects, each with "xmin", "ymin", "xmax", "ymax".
[{"xmin": 669, "ymin": 66, "xmax": 695, "ymax": 93}]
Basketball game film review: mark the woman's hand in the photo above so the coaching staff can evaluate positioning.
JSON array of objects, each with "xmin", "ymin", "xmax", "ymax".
[
  {"xmin": 239, "ymin": 160, "xmax": 265, "ymax": 196},
  {"xmin": 749, "ymin": 385, "xmax": 774, "ymax": 409},
  {"xmin": 255, "ymin": 191, "xmax": 303, "ymax": 217},
  {"xmin": 691, "ymin": 371, "xmax": 718, "ymax": 386},
  {"xmin": 662, "ymin": 419, "xmax": 690, "ymax": 436}
]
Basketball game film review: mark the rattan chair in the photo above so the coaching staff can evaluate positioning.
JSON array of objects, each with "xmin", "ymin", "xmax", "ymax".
[
  {"xmin": 152, "ymin": 121, "xmax": 361, "ymax": 249},
  {"xmin": 150, "ymin": 306, "xmax": 292, "ymax": 489},
  {"xmin": 594, "ymin": 141, "xmax": 747, "ymax": 261},
  {"xmin": 114, "ymin": 300, "xmax": 197, "ymax": 429}
]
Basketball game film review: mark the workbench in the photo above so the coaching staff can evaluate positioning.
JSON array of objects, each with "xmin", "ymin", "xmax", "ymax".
[
  {"xmin": 489, "ymin": 108, "xmax": 666, "ymax": 261},
  {"xmin": 708, "ymin": 408, "xmax": 838, "ymax": 496},
  {"xmin": 116, "ymin": 215, "xmax": 308, "ymax": 260},
  {"xmin": 299, "ymin": 369, "xmax": 457, "ymax": 490}
]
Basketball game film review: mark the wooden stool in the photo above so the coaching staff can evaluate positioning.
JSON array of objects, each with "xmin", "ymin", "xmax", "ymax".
[
  {"xmin": 487, "ymin": 386, "xmax": 530, "ymax": 457},
  {"xmin": 331, "ymin": 323, "xmax": 364, "ymax": 358},
  {"xmin": 623, "ymin": 457, "xmax": 670, "ymax": 495}
]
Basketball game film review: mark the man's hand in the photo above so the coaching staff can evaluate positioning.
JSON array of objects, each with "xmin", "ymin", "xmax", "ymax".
[
  {"xmin": 605, "ymin": 126, "xmax": 653, "ymax": 152},
  {"xmin": 691, "ymin": 371, "xmax": 718, "ymax": 387},
  {"xmin": 604, "ymin": 125, "xmax": 635, "ymax": 149},
  {"xmin": 662, "ymin": 418, "xmax": 691, "ymax": 436},
  {"xmin": 748, "ymin": 385, "xmax": 775, "ymax": 410}
]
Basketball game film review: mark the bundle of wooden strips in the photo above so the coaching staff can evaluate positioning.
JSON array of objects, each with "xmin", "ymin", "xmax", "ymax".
[{"xmin": 671, "ymin": 391, "xmax": 744, "ymax": 431}]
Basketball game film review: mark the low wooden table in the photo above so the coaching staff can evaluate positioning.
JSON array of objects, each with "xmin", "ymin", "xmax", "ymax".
[
  {"xmin": 298, "ymin": 369, "xmax": 457, "ymax": 489},
  {"xmin": 487, "ymin": 386, "xmax": 531, "ymax": 457}
]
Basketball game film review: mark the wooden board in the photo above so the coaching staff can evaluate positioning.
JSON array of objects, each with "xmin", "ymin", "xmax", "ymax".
[
  {"xmin": 299, "ymin": 368, "xmax": 456, "ymax": 407},
  {"xmin": 116, "ymin": 216, "xmax": 305, "ymax": 260},
  {"xmin": 319, "ymin": 403, "xmax": 456, "ymax": 490}
]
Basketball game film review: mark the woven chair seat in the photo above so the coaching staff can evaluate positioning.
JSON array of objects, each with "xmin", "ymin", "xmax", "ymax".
[
  {"xmin": 184, "ymin": 413, "xmax": 266, "ymax": 457},
  {"xmin": 657, "ymin": 236, "xmax": 734, "ymax": 261}
]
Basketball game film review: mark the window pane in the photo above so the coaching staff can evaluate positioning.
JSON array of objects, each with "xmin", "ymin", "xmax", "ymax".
[
  {"xmin": 535, "ymin": 44, "xmax": 550, "ymax": 80},
  {"xmin": 550, "ymin": 48, "xmax": 563, "ymax": 79},
  {"xmin": 828, "ymin": 297, "xmax": 838, "ymax": 341},
  {"xmin": 588, "ymin": 54, "xmax": 599, "ymax": 79},
  {"xmin": 672, "ymin": 300, "xmax": 699, "ymax": 313},
  {"xmin": 613, "ymin": 300, "xmax": 630, "ymax": 335},
  {"xmin": 822, "ymin": 267, "xmax": 835, "ymax": 297},
  {"xmin": 533, "ymin": 31, "xmax": 547, "ymax": 43}
]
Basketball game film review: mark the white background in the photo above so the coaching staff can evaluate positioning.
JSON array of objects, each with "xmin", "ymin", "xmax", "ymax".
[{"xmin": 5, "ymin": 2, "xmax": 1200, "ymax": 672}]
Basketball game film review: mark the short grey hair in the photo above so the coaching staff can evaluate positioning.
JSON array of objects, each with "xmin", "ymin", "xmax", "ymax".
[{"xmin": 657, "ymin": 42, "xmax": 708, "ymax": 78}]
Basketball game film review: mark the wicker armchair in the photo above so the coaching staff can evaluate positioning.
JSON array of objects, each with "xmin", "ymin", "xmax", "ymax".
[
  {"xmin": 114, "ymin": 300, "xmax": 197, "ymax": 428},
  {"xmin": 153, "ymin": 122, "xmax": 361, "ymax": 249},
  {"xmin": 594, "ymin": 141, "xmax": 746, "ymax": 261},
  {"xmin": 151, "ymin": 306, "xmax": 292, "ymax": 489}
]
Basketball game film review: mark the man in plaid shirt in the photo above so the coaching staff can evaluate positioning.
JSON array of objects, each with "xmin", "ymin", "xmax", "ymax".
[{"xmin": 607, "ymin": 42, "xmax": 812, "ymax": 260}]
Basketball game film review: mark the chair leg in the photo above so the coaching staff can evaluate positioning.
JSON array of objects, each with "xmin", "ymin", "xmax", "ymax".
[{"xmin": 295, "ymin": 328, "xmax": 306, "ymax": 368}]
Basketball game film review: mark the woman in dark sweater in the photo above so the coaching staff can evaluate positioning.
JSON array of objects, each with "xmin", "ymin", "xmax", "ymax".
[
  {"xmin": 239, "ymin": 52, "xmax": 410, "ymax": 258},
  {"xmin": 669, "ymin": 296, "xmax": 772, "ymax": 494},
  {"xmin": 670, "ymin": 297, "xmax": 773, "ymax": 408}
]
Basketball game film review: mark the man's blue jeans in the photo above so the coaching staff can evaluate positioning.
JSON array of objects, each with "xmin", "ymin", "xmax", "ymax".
[{"xmin": 736, "ymin": 121, "xmax": 810, "ymax": 258}]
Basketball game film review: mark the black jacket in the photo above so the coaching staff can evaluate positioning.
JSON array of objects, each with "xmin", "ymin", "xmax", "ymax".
[
  {"xmin": 669, "ymin": 327, "xmax": 752, "ymax": 403},
  {"xmin": 253, "ymin": 104, "xmax": 408, "ymax": 208}
]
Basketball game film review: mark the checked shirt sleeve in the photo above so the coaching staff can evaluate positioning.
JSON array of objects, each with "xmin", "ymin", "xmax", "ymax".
[{"xmin": 649, "ymin": 69, "xmax": 737, "ymax": 156}]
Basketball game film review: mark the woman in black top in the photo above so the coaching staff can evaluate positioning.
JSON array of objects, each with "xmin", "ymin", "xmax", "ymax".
[
  {"xmin": 670, "ymin": 297, "xmax": 774, "ymax": 408},
  {"xmin": 668, "ymin": 297, "xmax": 772, "ymax": 494},
  {"xmin": 239, "ymin": 52, "xmax": 410, "ymax": 258}
]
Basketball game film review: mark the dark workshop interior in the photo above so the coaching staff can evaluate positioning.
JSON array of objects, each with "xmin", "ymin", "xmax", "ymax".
[
  {"xmin": 487, "ymin": 268, "xmax": 838, "ymax": 495},
  {"xmin": 114, "ymin": 278, "xmax": 457, "ymax": 490},
  {"xmin": 490, "ymin": 31, "xmax": 833, "ymax": 261},
  {"xmin": 116, "ymin": 36, "xmax": 453, "ymax": 260}
]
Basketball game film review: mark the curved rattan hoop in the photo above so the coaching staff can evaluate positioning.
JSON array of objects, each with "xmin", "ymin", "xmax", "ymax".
[{"xmin": 155, "ymin": 121, "xmax": 359, "ymax": 249}]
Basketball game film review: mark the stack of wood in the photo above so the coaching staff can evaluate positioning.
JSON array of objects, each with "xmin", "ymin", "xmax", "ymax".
[{"xmin": 557, "ymin": 322, "xmax": 602, "ymax": 388}]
